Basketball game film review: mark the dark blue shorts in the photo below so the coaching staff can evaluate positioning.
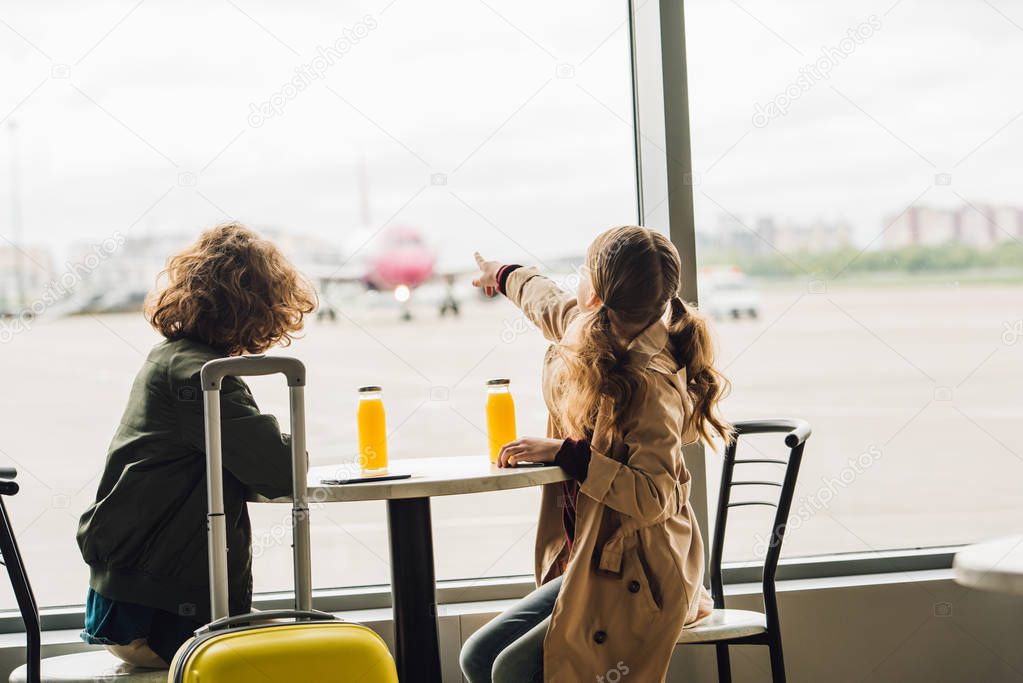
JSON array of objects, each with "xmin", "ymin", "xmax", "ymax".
[{"xmin": 81, "ymin": 588, "xmax": 204, "ymax": 664}]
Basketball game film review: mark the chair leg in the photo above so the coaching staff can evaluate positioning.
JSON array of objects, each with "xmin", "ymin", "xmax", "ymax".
[
  {"xmin": 768, "ymin": 635, "xmax": 786, "ymax": 683},
  {"xmin": 715, "ymin": 643, "xmax": 732, "ymax": 683}
]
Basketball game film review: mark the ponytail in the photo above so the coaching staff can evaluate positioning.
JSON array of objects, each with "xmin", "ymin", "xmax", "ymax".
[
  {"xmin": 553, "ymin": 305, "xmax": 645, "ymax": 440},
  {"xmin": 668, "ymin": 296, "xmax": 733, "ymax": 445}
]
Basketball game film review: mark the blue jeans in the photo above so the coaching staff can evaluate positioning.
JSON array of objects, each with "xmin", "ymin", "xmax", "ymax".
[{"xmin": 460, "ymin": 575, "xmax": 563, "ymax": 683}]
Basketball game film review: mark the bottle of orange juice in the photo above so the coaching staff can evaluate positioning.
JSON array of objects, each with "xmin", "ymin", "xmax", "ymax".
[
  {"xmin": 486, "ymin": 379, "xmax": 517, "ymax": 463},
  {"xmin": 357, "ymin": 386, "xmax": 388, "ymax": 471}
]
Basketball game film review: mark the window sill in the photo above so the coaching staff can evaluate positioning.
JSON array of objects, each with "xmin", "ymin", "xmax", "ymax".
[
  {"xmin": 0, "ymin": 547, "xmax": 956, "ymax": 635},
  {"xmin": 721, "ymin": 546, "xmax": 956, "ymax": 584},
  {"xmin": 0, "ymin": 567, "xmax": 957, "ymax": 652}
]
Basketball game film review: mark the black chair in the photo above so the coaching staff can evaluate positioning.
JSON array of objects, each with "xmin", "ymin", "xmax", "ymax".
[
  {"xmin": 2, "ymin": 468, "xmax": 166, "ymax": 683},
  {"xmin": 675, "ymin": 418, "xmax": 811, "ymax": 683},
  {"xmin": 0, "ymin": 466, "xmax": 202, "ymax": 683},
  {"xmin": 0, "ymin": 467, "xmax": 40, "ymax": 683}
]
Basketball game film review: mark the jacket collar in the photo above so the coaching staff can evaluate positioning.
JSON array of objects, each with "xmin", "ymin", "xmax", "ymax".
[{"xmin": 624, "ymin": 318, "xmax": 670, "ymax": 368}]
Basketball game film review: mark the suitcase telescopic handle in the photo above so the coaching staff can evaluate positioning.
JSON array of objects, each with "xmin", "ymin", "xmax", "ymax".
[
  {"xmin": 200, "ymin": 356, "xmax": 312, "ymax": 622},
  {"xmin": 200, "ymin": 355, "xmax": 306, "ymax": 389}
]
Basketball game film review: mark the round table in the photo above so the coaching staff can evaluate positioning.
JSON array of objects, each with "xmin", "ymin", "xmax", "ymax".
[
  {"xmin": 290, "ymin": 456, "xmax": 569, "ymax": 682},
  {"xmin": 953, "ymin": 535, "xmax": 1023, "ymax": 595}
]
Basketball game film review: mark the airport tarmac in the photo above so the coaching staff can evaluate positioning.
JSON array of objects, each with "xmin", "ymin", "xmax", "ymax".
[{"xmin": 0, "ymin": 280, "xmax": 1020, "ymax": 609}]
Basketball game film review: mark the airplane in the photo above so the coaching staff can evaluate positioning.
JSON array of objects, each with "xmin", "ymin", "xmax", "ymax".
[
  {"xmin": 363, "ymin": 225, "xmax": 435, "ymax": 292},
  {"xmin": 312, "ymin": 224, "xmax": 472, "ymax": 322}
]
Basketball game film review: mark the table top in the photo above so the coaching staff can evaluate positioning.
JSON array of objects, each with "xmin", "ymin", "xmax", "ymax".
[
  {"xmin": 953, "ymin": 535, "xmax": 1023, "ymax": 595},
  {"xmin": 263, "ymin": 455, "xmax": 570, "ymax": 503}
]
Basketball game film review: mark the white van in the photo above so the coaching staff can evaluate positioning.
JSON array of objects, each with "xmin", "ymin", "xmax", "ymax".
[{"xmin": 698, "ymin": 266, "xmax": 760, "ymax": 319}]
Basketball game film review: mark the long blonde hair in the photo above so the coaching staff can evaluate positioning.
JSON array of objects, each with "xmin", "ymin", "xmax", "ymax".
[{"xmin": 553, "ymin": 226, "xmax": 731, "ymax": 445}]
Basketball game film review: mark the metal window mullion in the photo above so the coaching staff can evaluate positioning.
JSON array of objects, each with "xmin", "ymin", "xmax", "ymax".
[{"xmin": 629, "ymin": 0, "xmax": 711, "ymax": 576}]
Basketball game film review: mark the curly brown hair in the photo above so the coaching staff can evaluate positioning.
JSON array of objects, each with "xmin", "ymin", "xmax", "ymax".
[{"xmin": 145, "ymin": 222, "xmax": 318, "ymax": 355}]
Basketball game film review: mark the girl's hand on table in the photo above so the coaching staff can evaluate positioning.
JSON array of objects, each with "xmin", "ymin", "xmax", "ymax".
[
  {"xmin": 472, "ymin": 252, "xmax": 501, "ymax": 297},
  {"xmin": 498, "ymin": 437, "xmax": 563, "ymax": 468}
]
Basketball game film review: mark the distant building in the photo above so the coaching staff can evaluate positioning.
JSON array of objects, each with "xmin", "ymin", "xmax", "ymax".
[
  {"xmin": 760, "ymin": 217, "xmax": 853, "ymax": 254},
  {"xmin": 261, "ymin": 229, "xmax": 347, "ymax": 271},
  {"xmin": 63, "ymin": 229, "xmax": 347, "ymax": 314},
  {"xmin": 703, "ymin": 214, "xmax": 765, "ymax": 254},
  {"xmin": 702, "ymin": 214, "xmax": 852, "ymax": 255},
  {"xmin": 60, "ymin": 234, "xmax": 189, "ymax": 314},
  {"xmin": 883, "ymin": 203, "xmax": 1023, "ymax": 249},
  {"xmin": 0, "ymin": 245, "xmax": 54, "ymax": 313}
]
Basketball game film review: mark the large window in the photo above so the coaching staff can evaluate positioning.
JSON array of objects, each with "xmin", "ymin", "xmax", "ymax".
[
  {"xmin": 686, "ymin": 0, "xmax": 1023, "ymax": 561},
  {"xmin": 0, "ymin": 0, "xmax": 636, "ymax": 608},
  {"xmin": 6, "ymin": 0, "xmax": 1009, "ymax": 615}
]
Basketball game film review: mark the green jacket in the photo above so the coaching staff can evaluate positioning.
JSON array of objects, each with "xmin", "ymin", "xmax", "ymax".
[{"xmin": 77, "ymin": 338, "xmax": 293, "ymax": 624}]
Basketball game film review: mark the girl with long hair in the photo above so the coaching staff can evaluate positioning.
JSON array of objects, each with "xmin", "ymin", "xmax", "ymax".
[{"xmin": 461, "ymin": 226, "xmax": 730, "ymax": 682}]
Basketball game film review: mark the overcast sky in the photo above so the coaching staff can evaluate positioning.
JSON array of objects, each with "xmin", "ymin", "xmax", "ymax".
[{"xmin": 1, "ymin": 0, "xmax": 1020, "ymax": 261}]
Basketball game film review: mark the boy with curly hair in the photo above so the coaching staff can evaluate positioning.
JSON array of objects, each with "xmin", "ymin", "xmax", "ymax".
[{"xmin": 77, "ymin": 223, "xmax": 317, "ymax": 667}]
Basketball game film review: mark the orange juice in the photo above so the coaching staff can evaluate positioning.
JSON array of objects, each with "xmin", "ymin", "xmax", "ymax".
[
  {"xmin": 357, "ymin": 386, "xmax": 388, "ymax": 471},
  {"xmin": 486, "ymin": 379, "xmax": 517, "ymax": 463}
]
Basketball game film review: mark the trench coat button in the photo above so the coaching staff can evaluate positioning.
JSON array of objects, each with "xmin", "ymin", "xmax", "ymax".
[
  {"xmin": 628, "ymin": 580, "xmax": 641, "ymax": 593},
  {"xmin": 593, "ymin": 630, "xmax": 607, "ymax": 644}
]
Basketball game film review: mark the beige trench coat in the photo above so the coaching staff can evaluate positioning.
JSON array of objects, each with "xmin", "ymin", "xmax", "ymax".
[{"xmin": 505, "ymin": 267, "xmax": 712, "ymax": 683}]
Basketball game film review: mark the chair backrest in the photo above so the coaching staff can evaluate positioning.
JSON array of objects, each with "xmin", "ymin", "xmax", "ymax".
[
  {"xmin": 707, "ymin": 419, "xmax": 811, "ymax": 635},
  {"xmin": 0, "ymin": 467, "xmax": 40, "ymax": 683}
]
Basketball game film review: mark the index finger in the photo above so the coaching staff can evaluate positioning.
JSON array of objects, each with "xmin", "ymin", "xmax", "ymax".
[{"xmin": 474, "ymin": 251, "xmax": 486, "ymax": 267}]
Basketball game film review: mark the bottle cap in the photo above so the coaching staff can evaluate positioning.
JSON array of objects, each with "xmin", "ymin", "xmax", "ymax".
[
  {"xmin": 486, "ymin": 378, "xmax": 510, "ymax": 386},
  {"xmin": 358, "ymin": 385, "xmax": 383, "ymax": 393}
]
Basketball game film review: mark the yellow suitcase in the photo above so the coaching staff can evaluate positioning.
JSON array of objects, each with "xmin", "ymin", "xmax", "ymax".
[
  {"xmin": 170, "ymin": 356, "xmax": 398, "ymax": 682},
  {"xmin": 169, "ymin": 613, "xmax": 398, "ymax": 681}
]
